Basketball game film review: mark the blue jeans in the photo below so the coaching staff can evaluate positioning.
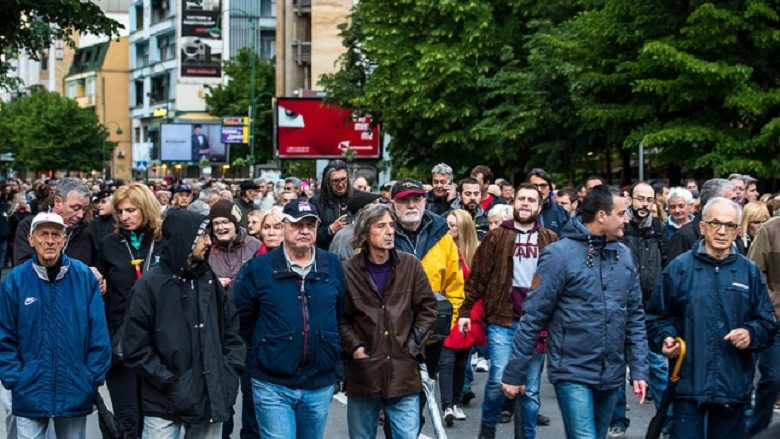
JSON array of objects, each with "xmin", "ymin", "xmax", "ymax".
[
  {"xmin": 16, "ymin": 416, "xmax": 85, "ymax": 439},
  {"xmin": 142, "ymin": 417, "xmax": 221, "ymax": 439},
  {"xmin": 671, "ymin": 400, "xmax": 746, "ymax": 439},
  {"xmin": 252, "ymin": 379, "xmax": 333, "ymax": 439},
  {"xmin": 747, "ymin": 331, "xmax": 780, "ymax": 435},
  {"xmin": 520, "ymin": 352, "xmax": 545, "ymax": 439},
  {"xmin": 347, "ymin": 393, "xmax": 419, "ymax": 439},
  {"xmin": 555, "ymin": 381, "xmax": 621, "ymax": 439},
  {"xmin": 482, "ymin": 322, "xmax": 523, "ymax": 428}
]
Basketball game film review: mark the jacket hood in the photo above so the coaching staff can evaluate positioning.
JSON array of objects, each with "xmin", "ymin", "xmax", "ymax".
[
  {"xmin": 159, "ymin": 210, "xmax": 210, "ymax": 276},
  {"xmin": 561, "ymin": 218, "xmax": 623, "ymax": 263},
  {"xmin": 691, "ymin": 238, "xmax": 739, "ymax": 265},
  {"xmin": 318, "ymin": 160, "xmax": 350, "ymax": 205}
]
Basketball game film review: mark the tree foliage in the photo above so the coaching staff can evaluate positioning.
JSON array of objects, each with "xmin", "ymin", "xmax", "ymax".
[
  {"xmin": 323, "ymin": 0, "xmax": 780, "ymax": 184},
  {"xmin": 0, "ymin": 86, "xmax": 110, "ymax": 171},
  {"xmin": 1, "ymin": 0, "xmax": 122, "ymax": 90}
]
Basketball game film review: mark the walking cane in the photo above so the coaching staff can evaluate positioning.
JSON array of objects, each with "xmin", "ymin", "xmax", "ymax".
[
  {"xmin": 513, "ymin": 393, "xmax": 524, "ymax": 439},
  {"xmin": 645, "ymin": 337, "xmax": 687, "ymax": 439}
]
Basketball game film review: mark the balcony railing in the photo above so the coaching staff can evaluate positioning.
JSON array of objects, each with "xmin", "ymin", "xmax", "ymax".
[{"xmin": 293, "ymin": 40, "xmax": 311, "ymax": 65}]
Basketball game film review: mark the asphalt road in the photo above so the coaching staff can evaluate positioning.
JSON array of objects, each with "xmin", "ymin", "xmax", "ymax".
[{"xmin": 2, "ymin": 362, "xmax": 776, "ymax": 438}]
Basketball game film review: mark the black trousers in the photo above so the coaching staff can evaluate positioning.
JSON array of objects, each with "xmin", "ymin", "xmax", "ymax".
[
  {"xmin": 105, "ymin": 363, "xmax": 142, "ymax": 439},
  {"xmin": 438, "ymin": 346, "xmax": 469, "ymax": 409}
]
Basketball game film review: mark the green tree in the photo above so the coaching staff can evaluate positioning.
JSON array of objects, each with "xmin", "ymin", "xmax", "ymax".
[
  {"xmin": 0, "ymin": 86, "xmax": 110, "ymax": 171},
  {"xmin": 1, "ymin": 0, "xmax": 122, "ymax": 90}
]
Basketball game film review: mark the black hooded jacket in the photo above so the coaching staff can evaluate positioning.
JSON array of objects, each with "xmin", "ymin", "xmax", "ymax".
[
  {"xmin": 311, "ymin": 161, "xmax": 351, "ymax": 249},
  {"xmin": 122, "ymin": 210, "xmax": 246, "ymax": 424}
]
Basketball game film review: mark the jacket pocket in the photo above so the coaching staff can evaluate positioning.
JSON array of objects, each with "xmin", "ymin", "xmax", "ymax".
[
  {"xmin": 10, "ymin": 359, "xmax": 41, "ymax": 413},
  {"xmin": 70, "ymin": 364, "xmax": 97, "ymax": 410},
  {"xmin": 346, "ymin": 356, "xmax": 381, "ymax": 393},
  {"xmin": 315, "ymin": 329, "xmax": 341, "ymax": 371},
  {"xmin": 255, "ymin": 331, "xmax": 298, "ymax": 376},
  {"xmin": 167, "ymin": 368, "xmax": 198, "ymax": 414}
]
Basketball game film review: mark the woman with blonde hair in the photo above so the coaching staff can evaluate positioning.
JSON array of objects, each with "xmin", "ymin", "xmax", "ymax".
[
  {"xmin": 246, "ymin": 209, "xmax": 267, "ymax": 241},
  {"xmin": 447, "ymin": 209, "xmax": 479, "ymax": 272},
  {"xmin": 740, "ymin": 201, "xmax": 770, "ymax": 252},
  {"xmin": 96, "ymin": 183, "xmax": 163, "ymax": 437},
  {"xmin": 257, "ymin": 206, "xmax": 284, "ymax": 255}
]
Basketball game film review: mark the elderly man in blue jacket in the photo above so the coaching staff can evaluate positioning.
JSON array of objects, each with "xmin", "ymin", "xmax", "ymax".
[
  {"xmin": 0, "ymin": 212, "xmax": 111, "ymax": 439},
  {"xmin": 645, "ymin": 197, "xmax": 778, "ymax": 439},
  {"xmin": 501, "ymin": 185, "xmax": 649, "ymax": 439}
]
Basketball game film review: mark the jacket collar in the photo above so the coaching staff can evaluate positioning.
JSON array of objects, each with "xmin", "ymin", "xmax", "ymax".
[
  {"xmin": 270, "ymin": 245, "xmax": 330, "ymax": 280},
  {"xmin": 31, "ymin": 254, "xmax": 71, "ymax": 282}
]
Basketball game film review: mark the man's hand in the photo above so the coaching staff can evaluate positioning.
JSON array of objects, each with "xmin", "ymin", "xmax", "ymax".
[
  {"xmin": 329, "ymin": 214, "xmax": 349, "ymax": 235},
  {"xmin": 90, "ymin": 266, "xmax": 106, "ymax": 295},
  {"xmin": 661, "ymin": 337, "xmax": 681, "ymax": 358},
  {"xmin": 632, "ymin": 380, "xmax": 648, "ymax": 404},
  {"xmin": 502, "ymin": 383, "xmax": 525, "ymax": 399},
  {"xmin": 353, "ymin": 347, "xmax": 369, "ymax": 360},
  {"xmin": 457, "ymin": 317, "xmax": 471, "ymax": 334},
  {"xmin": 218, "ymin": 277, "xmax": 232, "ymax": 288},
  {"xmin": 724, "ymin": 328, "xmax": 751, "ymax": 350},
  {"xmin": 445, "ymin": 183, "xmax": 457, "ymax": 202}
]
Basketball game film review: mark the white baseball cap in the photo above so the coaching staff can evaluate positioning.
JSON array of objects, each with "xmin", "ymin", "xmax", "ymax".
[{"xmin": 30, "ymin": 212, "xmax": 67, "ymax": 234}]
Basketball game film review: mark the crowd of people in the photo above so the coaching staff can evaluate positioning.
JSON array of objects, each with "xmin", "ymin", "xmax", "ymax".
[{"xmin": 0, "ymin": 161, "xmax": 777, "ymax": 439}]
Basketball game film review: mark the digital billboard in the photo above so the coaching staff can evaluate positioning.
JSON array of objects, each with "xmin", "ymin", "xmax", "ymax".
[
  {"xmin": 180, "ymin": 0, "xmax": 222, "ymax": 78},
  {"xmin": 275, "ymin": 98, "xmax": 381, "ymax": 159},
  {"xmin": 160, "ymin": 123, "xmax": 227, "ymax": 162}
]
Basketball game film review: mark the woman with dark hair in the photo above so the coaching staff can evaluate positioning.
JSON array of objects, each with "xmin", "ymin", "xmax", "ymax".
[{"xmin": 96, "ymin": 183, "xmax": 163, "ymax": 438}]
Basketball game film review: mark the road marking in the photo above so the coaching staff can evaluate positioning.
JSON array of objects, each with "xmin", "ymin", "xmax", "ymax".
[{"xmin": 333, "ymin": 392, "xmax": 347, "ymax": 405}]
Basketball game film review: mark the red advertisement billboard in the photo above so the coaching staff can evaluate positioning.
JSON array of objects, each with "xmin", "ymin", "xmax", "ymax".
[{"xmin": 275, "ymin": 98, "xmax": 381, "ymax": 159}]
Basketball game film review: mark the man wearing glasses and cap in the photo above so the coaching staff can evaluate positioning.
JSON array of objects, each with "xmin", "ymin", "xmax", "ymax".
[{"xmin": 233, "ymin": 199, "xmax": 346, "ymax": 439}]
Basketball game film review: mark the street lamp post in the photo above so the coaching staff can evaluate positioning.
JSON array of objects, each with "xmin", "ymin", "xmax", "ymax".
[{"xmin": 102, "ymin": 121, "xmax": 123, "ymax": 179}]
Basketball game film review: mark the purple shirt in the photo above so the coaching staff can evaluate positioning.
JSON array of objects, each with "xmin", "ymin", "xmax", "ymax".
[{"xmin": 365, "ymin": 257, "xmax": 392, "ymax": 297}]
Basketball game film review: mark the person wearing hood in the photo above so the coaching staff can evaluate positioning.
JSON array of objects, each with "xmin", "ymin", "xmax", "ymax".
[
  {"xmin": 500, "ymin": 185, "xmax": 649, "ymax": 439},
  {"xmin": 208, "ymin": 199, "xmax": 261, "ymax": 293},
  {"xmin": 232, "ymin": 199, "xmax": 346, "ymax": 439},
  {"xmin": 645, "ymin": 197, "xmax": 778, "ymax": 439},
  {"xmin": 121, "ymin": 210, "xmax": 245, "ymax": 438},
  {"xmin": 449, "ymin": 177, "xmax": 490, "ymax": 240},
  {"xmin": 311, "ymin": 159, "xmax": 352, "ymax": 249},
  {"xmin": 457, "ymin": 183, "xmax": 558, "ymax": 438}
]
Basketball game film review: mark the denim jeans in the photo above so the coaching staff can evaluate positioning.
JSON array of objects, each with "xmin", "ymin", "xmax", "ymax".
[
  {"xmin": 521, "ymin": 352, "xmax": 545, "ymax": 439},
  {"xmin": 554, "ymin": 381, "xmax": 621, "ymax": 439},
  {"xmin": 438, "ymin": 347, "xmax": 469, "ymax": 408},
  {"xmin": 671, "ymin": 400, "xmax": 746, "ymax": 439},
  {"xmin": 252, "ymin": 379, "xmax": 333, "ymax": 439},
  {"xmin": 747, "ymin": 331, "xmax": 780, "ymax": 435},
  {"xmin": 17, "ymin": 416, "xmax": 86, "ymax": 439},
  {"xmin": 142, "ymin": 417, "xmax": 221, "ymax": 439},
  {"xmin": 481, "ymin": 322, "xmax": 516, "ymax": 427},
  {"xmin": 347, "ymin": 393, "xmax": 419, "ymax": 439}
]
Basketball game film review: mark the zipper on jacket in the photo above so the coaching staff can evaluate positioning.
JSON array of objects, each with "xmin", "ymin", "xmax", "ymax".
[
  {"xmin": 50, "ymin": 283, "xmax": 57, "ymax": 416},
  {"xmin": 298, "ymin": 278, "xmax": 310, "ymax": 368}
]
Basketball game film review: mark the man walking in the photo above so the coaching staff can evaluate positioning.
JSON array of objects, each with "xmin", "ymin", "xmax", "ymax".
[
  {"xmin": 0, "ymin": 212, "xmax": 111, "ymax": 438},
  {"xmin": 426, "ymin": 163, "xmax": 457, "ymax": 216},
  {"xmin": 341, "ymin": 204, "xmax": 437, "ymax": 438},
  {"xmin": 450, "ymin": 177, "xmax": 490, "ymax": 240},
  {"xmin": 646, "ymin": 197, "xmax": 777, "ymax": 439},
  {"xmin": 122, "ymin": 210, "xmax": 245, "ymax": 438},
  {"xmin": 501, "ymin": 185, "xmax": 649, "ymax": 439},
  {"xmin": 233, "ymin": 199, "xmax": 346, "ymax": 439},
  {"xmin": 458, "ymin": 183, "xmax": 558, "ymax": 439}
]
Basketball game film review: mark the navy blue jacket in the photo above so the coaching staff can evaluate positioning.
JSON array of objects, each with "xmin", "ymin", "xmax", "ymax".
[
  {"xmin": 646, "ymin": 241, "xmax": 778, "ymax": 405},
  {"xmin": 0, "ymin": 255, "xmax": 111, "ymax": 418},
  {"xmin": 539, "ymin": 198, "xmax": 569, "ymax": 236},
  {"xmin": 503, "ymin": 220, "xmax": 649, "ymax": 390},
  {"xmin": 232, "ymin": 246, "xmax": 346, "ymax": 390}
]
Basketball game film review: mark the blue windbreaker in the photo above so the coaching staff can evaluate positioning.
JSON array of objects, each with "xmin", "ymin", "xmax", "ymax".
[{"xmin": 0, "ymin": 255, "xmax": 111, "ymax": 417}]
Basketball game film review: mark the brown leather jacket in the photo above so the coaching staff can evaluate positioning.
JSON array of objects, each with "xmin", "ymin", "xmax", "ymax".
[
  {"xmin": 460, "ymin": 221, "xmax": 558, "ymax": 327},
  {"xmin": 340, "ymin": 250, "xmax": 437, "ymax": 398}
]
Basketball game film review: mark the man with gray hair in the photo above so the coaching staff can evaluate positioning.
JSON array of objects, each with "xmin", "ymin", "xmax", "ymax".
[
  {"xmin": 667, "ymin": 178, "xmax": 742, "ymax": 261},
  {"xmin": 426, "ymin": 162, "xmax": 457, "ymax": 215},
  {"xmin": 664, "ymin": 187, "xmax": 694, "ymax": 240},
  {"xmin": 186, "ymin": 186, "xmax": 221, "ymax": 216},
  {"xmin": 727, "ymin": 173, "xmax": 746, "ymax": 205},
  {"xmin": 646, "ymin": 197, "xmax": 778, "ymax": 439},
  {"xmin": 13, "ymin": 177, "xmax": 97, "ymax": 266}
]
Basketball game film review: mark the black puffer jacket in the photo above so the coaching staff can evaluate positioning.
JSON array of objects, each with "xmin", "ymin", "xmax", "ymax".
[
  {"xmin": 621, "ymin": 214, "xmax": 668, "ymax": 303},
  {"xmin": 122, "ymin": 210, "xmax": 246, "ymax": 424}
]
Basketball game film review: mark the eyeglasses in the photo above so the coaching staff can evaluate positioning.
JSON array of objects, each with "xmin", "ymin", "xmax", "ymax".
[
  {"xmin": 331, "ymin": 177, "xmax": 348, "ymax": 186},
  {"xmin": 212, "ymin": 219, "xmax": 232, "ymax": 228},
  {"xmin": 532, "ymin": 183, "xmax": 549, "ymax": 189},
  {"xmin": 703, "ymin": 220, "xmax": 739, "ymax": 232}
]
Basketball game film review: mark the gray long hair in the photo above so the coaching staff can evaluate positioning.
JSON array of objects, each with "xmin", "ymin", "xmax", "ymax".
[{"xmin": 350, "ymin": 203, "xmax": 396, "ymax": 250}]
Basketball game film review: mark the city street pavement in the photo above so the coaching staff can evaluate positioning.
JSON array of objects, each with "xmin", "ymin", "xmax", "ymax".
[{"xmin": 1, "ymin": 362, "xmax": 776, "ymax": 438}]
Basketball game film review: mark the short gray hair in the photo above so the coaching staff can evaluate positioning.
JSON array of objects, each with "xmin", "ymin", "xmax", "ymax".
[
  {"xmin": 727, "ymin": 173, "xmax": 744, "ymax": 183},
  {"xmin": 702, "ymin": 196, "xmax": 742, "ymax": 225},
  {"xmin": 667, "ymin": 187, "xmax": 693, "ymax": 205},
  {"xmin": 700, "ymin": 178, "xmax": 736, "ymax": 207},
  {"xmin": 54, "ymin": 178, "xmax": 91, "ymax": 200},
  {"xmin": 350, "ymin": 204, "xmax": 395, "ymax": 249},
  {"xmin": 487, "ymin": 204, "xmax": 513, "ymax": 221},
  {"xmin": 285, "ymin": 177, "xmax": 302, "ymax": 188},
  {"xmin": 431, "ymin": 163, "xmax": 453, "ymax": 178},
  {"xmin": 199, "ymin": 187, "xmax": 219, "ymax": 201}
]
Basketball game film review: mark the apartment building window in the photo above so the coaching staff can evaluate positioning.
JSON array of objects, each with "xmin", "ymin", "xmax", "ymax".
[
  {"xmin": 134, "ymin": 126, "xmax": 142, "ymax": 143},
  {"xmin": 151, "ymin": 0, "xmax": 171, "ymax": 24},
  {"xmin": 260, "ymin": 31, "xmax": 275, "ymax": 60},
  {"xmin": 40, "ymin": 51, "xmax": 49, "ymax": 71},
  {"xmin": 134, "ymin": 80, "xmax": 144, "ymax": 106},
  {"xmin": 86, "ymin": 77, "xmax": 96, "ymax": 98},
  {"xmin": 134, "ymin": 4, "xmax": 144, "ymax": 31},
  {"xmin": 261, "ymin": 0, "xmax": 277, "ymax": 17},
  {"xmin": 157, "ymin": 34, "xmax": 175, "ymax": 61},
  {"xmin": 135, "ymin": 42, "xmax": 149, "ymax": 67},
  {"xmin": 150, "ymin": 74, "xmax": 170, "ymax": 103}
]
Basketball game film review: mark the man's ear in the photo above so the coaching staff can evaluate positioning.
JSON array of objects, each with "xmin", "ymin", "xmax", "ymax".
[{"xmin": 27, "ymin": 233, "xmax": 34, "ymax": 248}]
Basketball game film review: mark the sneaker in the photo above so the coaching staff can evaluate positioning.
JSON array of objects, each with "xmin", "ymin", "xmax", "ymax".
[
  {"xmin": 443, "ymin": 407, "xmax": 455, "ymax": 427},
  {"xmin": 452, "ymin": 405, "xmax": 467, "ymax": 420},
  {"xmin": 476, "ymin": 358, "xmax": 490, "ymax": 372},
  {"xmin": 461, "ymin": 389, "xmax": 476, "ymax": 406},
  {"xmin": 499, "ymin": 409, "xmax": 513, "ymax": 423},
  {"xmin": 478, "ymin": 423, "xmax": 496, "ymax": 439},
  {"xmin": 471, "ymin": 352, "xmax": 479, "ymax": 367},
  {"xmin": 536, "ymin": 413, "xmax": 551, "ymax": 426},
  {"xmin": 607, "ymin": 425, "xmax": 627, "ymax": 438}
]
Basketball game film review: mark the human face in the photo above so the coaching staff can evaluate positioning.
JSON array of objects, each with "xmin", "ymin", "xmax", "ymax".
[
  {"xmin": 655, "ymin": 186, "xmax": 669, "ymax": 203},
  {"xmin": 488, "ymin": 216, "xmax": 502, "ymax": 230},
  {"xmin": 722, "ymin": 187, "xmax": 738, "ymax": 203},
  {"xmin": 53, "ymin": 191, "xmax": 90, "ymax": 228},
  {"xmin": 686, "ymin": 181, "xmax": 698, "ymax": 192},
  {"xmin": 284, "ymin": 217, "xmax": 318, "ymax": 253},
  {"xmin": 284, "ymin": 183, "xmax": 298, "ymax": 193},
  {"xmin": 190, "ymin": 232, "xmax": 211, "ymax": 261},
  {"xmin": 602, "ymin": 195, "xmax": 629, "ymax": 241},
  {"xmin": 528, "ymin": 176, "xmax": 551, "ymax": 200},
  {"xmin": 367, "ymin": 212, "xmax": 395, "ymax": 253},
  {"xmin": 174, "ymin": 191, "xmax": 192, "ymax": 209},
  {"xmin": 393, "ymin": 195, "xmax": 425, "ymax": 228},
  {"xmin": 667, "ymin": 196, "xmax": 690, "ymax": 224},
  {"xmin": 261, "ymin": 215, "xmax": 284, "ymax": 249},
  {"xmin": 501, "ymin": 185, "xmax": 515, "ymax": 202},
  {"xmin": 472, "ymin": 173, "xmax": 490, "ymax": 194},
  {"xmin": 28, "ymin": 224, "xmax": 66, "ymax": 267},
  {"xmin": 352, "ymin": 177, "xmax": 369, "ymax": 192},
  {"xmin": 279, "ymin": 193, "xmax": 296, "ymax": 207},
  {"xmin": 699, "ymin": 202, "xmax": 739, "ymax": 257},
  {"xmin": 247, "ymin": 214, "xmax": 263, "ymax": 237},
  {"xmin": 97, "ymin": 197, "xmax": 113, "ymax": 216},
  {"xmin": 745, "ymin": 183, "xmax": 759, "ymax": 202},
  {"xmin": 630, "ymin": 183, "xmax": 654, "ymax": 219},
  {"xmin": 244, "ymin": 188, "xmax": 258, "ymax": 201},
  {"xmin": 556, "ymin": 194, "xmax": 576, "ymax": 215},
  {"xmin": 432, "ymin": 173, "xmax": 451, "ymax": 197},
  {"xmin": 446, "ymin": 214, "xmax": 459, "ymax": 240},
  {"xmin": 748, "ymin": 218, "xmax": 766, "ymax": 238},
  {"xmin": 460, "ymin": 183, "xmax": 481, "ymax": 212},
  {"xmin": 329, "ymin": 169, "xmax": 349, "ymax": 197},
  {"xmin": 212, "ymin": 217, "xmax": 237, "ymax": 243},
  {"xmin": 585, "ymin": 178, "xmax": 603, "ymax": 192},
  {"xmin": 157, "ymin": 193, "xmax": 170, "ymax": 206},
  {"xmin": 116, "ymin": 199, "xmax": 144, "ymax": 231},
  {"xmin": 513, "ymin": 188, "xmax": 541, "ymax": 225},
  {"xmin": 730, "ymin": 178, "xmax": 745, "ymax": 202}
]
